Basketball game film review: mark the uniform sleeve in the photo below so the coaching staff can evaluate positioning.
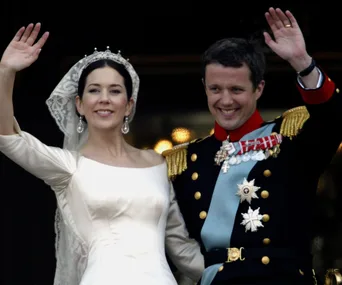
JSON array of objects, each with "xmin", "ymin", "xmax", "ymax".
[
  {"xmin": 165, "ymin": 182, "xmax": 204, "ymax": 283},
  {"xmin": 297, "ymin": 67, "xmax": 336, "ymax": 104},
  {"xmin": 294, "ymin": 68, "xmax": 342, "ymax": 177},
  {"xmin": 0, "ymin": 118, "xmax": 77, "ymax": 190}
]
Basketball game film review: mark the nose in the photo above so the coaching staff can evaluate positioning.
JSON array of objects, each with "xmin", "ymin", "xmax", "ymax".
[
  {"xmin": 221, "ymin": 89, "xmax": 234, "ymax": 105},
  {"xmin": 99, "ymin": 90, "xmax": 110, "ymax": 103}
]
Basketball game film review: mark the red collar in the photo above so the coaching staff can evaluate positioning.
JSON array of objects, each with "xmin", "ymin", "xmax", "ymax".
[{"xmin": 214, "ymin": 110, "xmax": 264, "ymax": 142}]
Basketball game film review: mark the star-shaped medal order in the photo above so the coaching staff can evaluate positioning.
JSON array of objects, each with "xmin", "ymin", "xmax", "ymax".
[
  {"xmin": 236, "ymin": 178, "xmax": 260, "ymax": 204},
  {"xmin": 241, "ymin": 207, "xmax": 264, "ymax": 232}
]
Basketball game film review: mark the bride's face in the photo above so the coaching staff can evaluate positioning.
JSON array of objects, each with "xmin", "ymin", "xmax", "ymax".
[{"xmin": 76, "ymin": 66, "xmax": 133, "ymax": 132}]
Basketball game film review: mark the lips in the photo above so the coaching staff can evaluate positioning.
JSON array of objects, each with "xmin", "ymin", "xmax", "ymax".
[
  {"xmin": 218, "ymin": 107, "xmax": 240, "ymax": 118},
  {"xmin": 219, "ymin": 108, "xmax": 237, "ymax": 115},
  {"xmin": 95, "ymin": 110, "xmax": 113, "ymax": 117}
]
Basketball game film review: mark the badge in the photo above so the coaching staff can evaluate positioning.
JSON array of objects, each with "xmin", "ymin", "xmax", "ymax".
[
  {"xmin": 236, "ymin": 178, "xmax": 260, "ymax": 204},
  {"xmin": 241, "ymin": 207, "xmax": 264, "ymax": 232}
]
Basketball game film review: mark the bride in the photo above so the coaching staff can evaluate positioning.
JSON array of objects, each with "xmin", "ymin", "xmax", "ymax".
[{"xmin": 0, "ymin": 23, "xmax": 204, "ymax": 285}]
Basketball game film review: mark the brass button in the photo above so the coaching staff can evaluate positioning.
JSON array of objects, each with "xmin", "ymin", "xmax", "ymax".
[
  {"xmin": 191, "ymin": 153, "xmax": 197, "ymax": 162},
  {"xmin": 194, "ymin": 191, "xmax": 201, "ymax": 200},
  {"xmin": 262, "ymin": 214, "xmax": 270, "ymax": 222},
  {"xmin": 192, "ymin": 172, "xmax": 199, "ymax": 180},
  {"xmin": 261, "ymin": 190, "xmax": 269, "ymax": 199},
  {"xmin": 263, "ymin": 170, "xmax": 271, "ymax": 177},
  {"xmin": 263, "ymin": 238, "xmax": 271, "ymax": 245},
  {"xmin": 299, "ymin": 269, "xmax": 304, "ymax": 275},
  {"xmin": 218, "ymin": 265, "xmax": 224, "ymax": 272},
  {"xmin": 261, "ymin": 256, "xmax": 270, "ymax": 265},
  {"xmin": 336, "ymin": 88, "xmax": 340, "ymax": 93},
  {"xmin": 199, "ymin": 211, "xmax": 207, "ymax": 219}
]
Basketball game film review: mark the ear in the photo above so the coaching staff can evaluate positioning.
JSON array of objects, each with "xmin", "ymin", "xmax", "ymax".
[
  {"xmin": 75, "ymin": 96, "xmax": 84, "ymax": 116},
  {"xmin": 255, "ymin": 80, "xmax": 265, "ymax": 100},
  {"xmin": 201, "ymin": 78, "xmax": 207, "ymax": 90},
  {"xmin": 125, "ymin": 97, "xmax": 135, "ymax": 117}
]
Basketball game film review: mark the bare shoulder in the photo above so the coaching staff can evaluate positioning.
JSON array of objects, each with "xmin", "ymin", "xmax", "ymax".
[{"xmin": 140, "ymin": 149, "xmax": 165, "ymax": 166}]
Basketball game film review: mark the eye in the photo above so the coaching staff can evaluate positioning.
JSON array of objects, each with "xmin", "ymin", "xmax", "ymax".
[
  {"xmin": 89, "ymin": 88, "xmax": 100, "ymax": 93},
  {"xmin": 209, "ymin": 86, "xmax": 220, "ymax": 94},
  {"xmin": 110, "ymin": 89, "xmax": 121, "ymax": 94},
  {"xmin": 231, "ymin": 87, "xmax": 243, "ymax": 94}
]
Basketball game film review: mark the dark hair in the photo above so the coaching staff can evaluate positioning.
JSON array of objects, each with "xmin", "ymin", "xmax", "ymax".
[
  {"xmin": 201, "ymin": 38, "xmax": 266, "ymax": 89},
  {"xmin": 77, "ymin": 59, "xmax": 133, "ymax": 99}
]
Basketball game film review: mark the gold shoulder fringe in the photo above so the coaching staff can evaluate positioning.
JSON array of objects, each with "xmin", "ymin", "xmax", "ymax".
[
  {"xmin": 162, "ymin": 142, "xmax": 189, "ymax": 180},
  {"xmin": 280, "ymin": 106, "xmax": 310, "ymax": 139},
  {"xmin": 325, "ymin": 268, "xmax": 342, "ymax": 285}
]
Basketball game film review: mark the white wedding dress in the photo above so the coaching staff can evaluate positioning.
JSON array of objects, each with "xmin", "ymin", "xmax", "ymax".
[{"xmin": 0, "ymin": 120, "xmax": 204, "ymax": 285}]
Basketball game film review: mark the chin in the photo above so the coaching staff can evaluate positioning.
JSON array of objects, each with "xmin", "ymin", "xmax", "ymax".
[
  {"xmin": 92, "ymin": 124, "xmax": 116, "ymax": 131},
  {"xmin": 218, "ymin": 120, "xmax": 240, "ymax": 131}
]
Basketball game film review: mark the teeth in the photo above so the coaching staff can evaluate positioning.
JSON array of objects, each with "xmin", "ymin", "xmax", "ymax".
[
  {"xmin": 221, "ymin": 109, "xmax": 235, "ymax": 114},
  {"xmin": 97, "ymin": 110, "xmax": 112, "ymax": 114}
]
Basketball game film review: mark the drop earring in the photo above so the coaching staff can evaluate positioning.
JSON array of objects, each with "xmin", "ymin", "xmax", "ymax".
[
  {"xmin": 121, "ymin": 116, "xmax": 129, "ymax": 134},
  {"xmin": 77, "ymin": 115, "xmax": 84, "ymax": 133}
]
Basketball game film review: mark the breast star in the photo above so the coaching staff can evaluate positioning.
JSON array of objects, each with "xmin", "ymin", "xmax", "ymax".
[
  {"xmin": 241, "ymin": 207, "xmax": 264, "ymax": 232},
  {"xmin": 236, "ymin": 178, "xmax": 260, "ymax": 204}
]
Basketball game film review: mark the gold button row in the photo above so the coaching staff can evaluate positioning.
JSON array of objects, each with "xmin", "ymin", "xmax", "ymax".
[
  {"xmin": 191, "ymin": 153, "xmax": 197, "ymax": 161},
  {"xmin": 218, "ymin": 255, "xmax": 270, "ymax": 272},
  {"xmin": 194, "ymin": 191, "xmax": 201, "ymax": 200},
  {"xmin": 199, "ymin": 211, "xmax": 207, "ymax": 219},
  {"xmin": 192, "ymin": 172, "xmax": 198, "ymax": 180}
]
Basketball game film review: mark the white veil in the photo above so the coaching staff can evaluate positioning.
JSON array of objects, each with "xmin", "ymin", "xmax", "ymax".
[{"xmin": 45, "ymin": 47, "xmax": 140, "ymax": 285}]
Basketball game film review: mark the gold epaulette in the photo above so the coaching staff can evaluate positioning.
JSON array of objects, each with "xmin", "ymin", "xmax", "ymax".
[
  {"xmin": 325, "ymin": 268, "xmax": 342, "ymax": 284},
  {"xmin": 280, "ymin": 106, "xmax": 310, "ymax": 139},
  {"xmin": 162, "ymin": 142, "xmax": 189, "ymax": 180}
]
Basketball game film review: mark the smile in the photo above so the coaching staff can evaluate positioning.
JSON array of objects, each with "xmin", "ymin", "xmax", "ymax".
[
  {"xmin": 95, "ymin": 110, "xmax": 113, "ymax": 117},
  {"xmin": 218, "ymin": 108, "xmax": 239, "ymax": 117}
]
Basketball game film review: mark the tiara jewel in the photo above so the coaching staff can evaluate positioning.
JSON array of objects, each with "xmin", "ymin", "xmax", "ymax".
[{"xmin": 81, "ymin": 46, "xmax": 131, "ymax": 74}]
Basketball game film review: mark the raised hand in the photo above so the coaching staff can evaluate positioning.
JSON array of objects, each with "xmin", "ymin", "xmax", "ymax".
[
  {"xmin": 263, "ymin": 8, "xmax": 310, "ymax": 70},
  {"xmin": 0, "ymin": 23, "xmax": 49, "ymax": 72}
]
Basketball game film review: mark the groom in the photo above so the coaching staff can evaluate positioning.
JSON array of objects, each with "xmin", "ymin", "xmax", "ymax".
[{"xmin": 164, "ymin": 7, "xmax": 342, "ymax": 285}]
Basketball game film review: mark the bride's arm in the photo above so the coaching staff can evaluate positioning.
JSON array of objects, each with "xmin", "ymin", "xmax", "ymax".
[
  {"xmin": 165, "ymin": 182, "xmax": 204, "ymax": 284},
  {"xmin": 0, "ymin": 64, "xmax": 15, "ymax": 135},
  {"xmin": 0, "ymin": 119, "xmax": 77, "ymax": 189},
  {"xmin": 0, "ymin": 24, "xmax": 75, "ymax": 189},
  {"xmin": 0, "ymin": 23, "xmax": 48, "ymax": 135}
]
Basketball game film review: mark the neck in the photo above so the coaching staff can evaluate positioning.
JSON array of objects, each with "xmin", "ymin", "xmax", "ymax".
[
  {"xmin": 214, "ymin": 109, "xmax": 264, "ymax": 142},
  {"xmin": 83, "ymin": 127, "xmax": 129, "ymax": 158}
]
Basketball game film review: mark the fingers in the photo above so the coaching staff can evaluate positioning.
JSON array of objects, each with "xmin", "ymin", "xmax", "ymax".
[
  {"xmin": 266, "ymin": 7, "xmax": 295, "ymax": 30},
  {"xmin": 26, "ymin": 23, "xmax": 42, "ymax": 46},
  {"xmin": 275, "ymin": 8, "xmax": 292, "ymax": 28},
  {"xmin": 20, "ymin": 23, "xmax": 35, "ymax": 43},
  {"xmin": 265, "ymin": 12, "xmax": 278, "ymax": 35},
  {"xmin": 14, "ymin": 23, "xmax": 47, "ymax": 47},
  {"xmin": 285, "ymin": 10, "xmax": 299, "ymax": 29},
  {"xmin": 12, "ymin": 26, "xmax": 25, "ymax": 41},
  {"xmin": 263, "ymin": 31, "xmax": 276, "ymax": 50},
  {"xmin": 268, "ymin": 8, "xmax": 284, "ymax": 29},
  {"xmin": 33, "ymin": 31, "xmax": 49, "ymax": 50}
]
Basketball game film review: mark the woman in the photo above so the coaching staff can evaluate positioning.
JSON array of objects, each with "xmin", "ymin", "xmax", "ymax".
[{"xmin": 0, "ymin": 23, "xmax": 204, "ymax": 285}]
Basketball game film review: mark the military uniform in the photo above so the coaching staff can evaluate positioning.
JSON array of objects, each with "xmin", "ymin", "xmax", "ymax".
[{"xmin": 163, "ymin": 68, "xmax": 342, "ymax": 285}]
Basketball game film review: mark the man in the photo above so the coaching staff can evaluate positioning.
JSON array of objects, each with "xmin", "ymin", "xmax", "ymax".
[{"xmin": 163, "ymin": 7, "xmax": 342, "ymax": 285}]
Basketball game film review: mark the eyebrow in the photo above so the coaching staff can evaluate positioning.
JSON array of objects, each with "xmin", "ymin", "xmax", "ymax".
[{"xmin": 88, "ymin": 83, "xmax": 123, "ymax": 88}]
